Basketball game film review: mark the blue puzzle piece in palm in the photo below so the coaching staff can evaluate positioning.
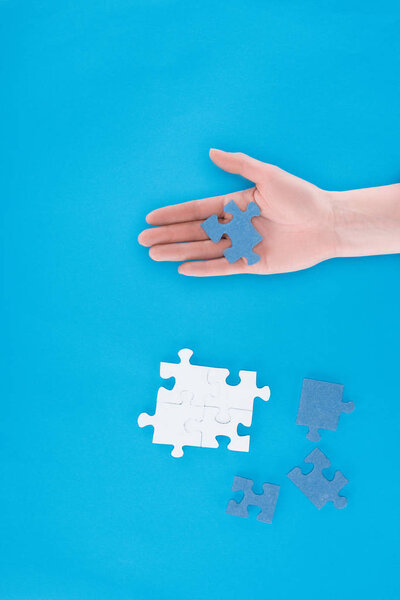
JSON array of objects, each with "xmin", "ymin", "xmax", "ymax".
[
  {"xmin": 296, "ymin": 378, "xmax": 354, "ymax": 442},
  {"xmin": 202, "ymin": 200, "xmax": 262, "ymax": 265},
  {"xmin": 287, "ymin": 448, "xmax": 348, "ymax": 509},
  {"xmin": 226, "ymin": 476, "xmax": 280, "ymax": 523}
]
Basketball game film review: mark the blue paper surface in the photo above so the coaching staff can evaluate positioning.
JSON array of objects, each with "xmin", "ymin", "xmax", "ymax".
[{"xmin": 2, "ymin": 1, "xmax": 400, "ymax": 599}]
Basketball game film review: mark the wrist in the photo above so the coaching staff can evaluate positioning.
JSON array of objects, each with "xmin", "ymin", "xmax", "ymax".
[{"xmin": 329, "ymin": 184, "xmax": 400, "ymax": 258}]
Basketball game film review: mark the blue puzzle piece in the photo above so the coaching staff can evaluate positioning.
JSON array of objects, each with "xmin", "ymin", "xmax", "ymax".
[
  {"xmin": 226, "ymin": 476, "xmax": 280, "ymax": 523},
  {"xmin": 287, "ymin": 448, "xmax": 348, "ymax": 509},
  {"xmin": 296, "ymin": 378, "xmax": 354, "ymax": 441},
  {"xmin": 202, "ymin": 200, "xmax": 262, "ymax": 265}
]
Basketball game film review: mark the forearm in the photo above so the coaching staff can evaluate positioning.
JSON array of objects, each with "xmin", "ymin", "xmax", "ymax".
[{"xmin": 330, "ymin": 184, "xmax": 400, "ymax": 258}]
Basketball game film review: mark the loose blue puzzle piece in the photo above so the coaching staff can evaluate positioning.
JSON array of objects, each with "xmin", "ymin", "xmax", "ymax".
[
  {"xmin": 296, "ymin": 378, "xmax": 354, "ymax": 441},
  {"xmin": 226, "ymin": 476, "xmax": 280, "ymax": 523},
  {"xmin": 287, "ymin": 448, "xmax": 348, "ymax": 509},
  {"xmin": 202, "ymin": 200, "xmax": 262, "ymax": 265}
]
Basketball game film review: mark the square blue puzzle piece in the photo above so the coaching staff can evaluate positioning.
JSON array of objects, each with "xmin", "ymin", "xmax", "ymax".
[
  {"xmin": 296, "ymin": 378, "xmax": 354, "ymax": 442},
  {"xmin": 226, "ymin": 476, "xmax": 280, "ymax": 523},
  {"xmin": 202, "ymin": 200, "xmax": 262, "ymax": 265},
  {"xmin": 287, "ymin": 448, "xmax": 348, "ymax": 509}
]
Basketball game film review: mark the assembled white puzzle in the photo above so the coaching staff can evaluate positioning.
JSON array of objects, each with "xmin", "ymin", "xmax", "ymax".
[{"xmin": 137, "ymin": 348, "xmax": 270, "ymax": 457}]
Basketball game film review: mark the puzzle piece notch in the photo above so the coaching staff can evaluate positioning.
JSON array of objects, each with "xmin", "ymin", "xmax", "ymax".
[
  {"xmin": 207, "ymin": 369, "xmax": 270, "ymax": 424},
  {"xmin": 287, "ymin": 448, "xmax": 348, "ymax": 509},
  {"xmin": 226, "ymin": 476, "xmax": 280, "ymax": 523},
  {"xmin": 186, "ymin": 407, "xmax": 252, "ymax": 452},
  {"xmin": 202, "ymin": 200, "xmax": 262, "ymax": 265},
  {"xmin": 138, "ymin": 387, "xmax": 203, "ymax": 458},
  {"xmin": 296, "ymin": 378, "xmax": 354, "ymax": 441}
]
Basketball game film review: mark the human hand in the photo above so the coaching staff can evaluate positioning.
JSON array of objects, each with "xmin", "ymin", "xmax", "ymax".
[{"xmin": 138, "ymin": 149, "xmax": 400, "ymax": 276}]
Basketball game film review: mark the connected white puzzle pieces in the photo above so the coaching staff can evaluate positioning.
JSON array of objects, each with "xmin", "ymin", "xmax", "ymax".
[
  {"xmin": 137, "ymin": 349, "xmax": 270, "ymax": 457},
  {"xmin": 207, "ymin": 369, "xmax": 270, "ymax": 424},
  {"xmin": 159, "ymin": 349, "xmax": 223, "ymax": 408},
  {"xmin": 186, "ymin": 407, "xmax": 252, "ymax": 452}
]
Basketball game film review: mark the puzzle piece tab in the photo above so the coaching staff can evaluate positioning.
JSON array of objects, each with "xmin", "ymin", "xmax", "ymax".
[
  {"xmin": 202, "ymin": 200, "xmax": 262, "ymax": 265},
  {"xmin": 287, "ymin": 448, "xmax": 349, "ymax": 509},
  {"xmin": 296, "ymin": 378, "xmax": 354, "ymax": 441},
  {"xmin": 226, "ymin": 476, "xmax": 280, "ymax": 523},
  {"xmin": 186, "ymin": 407, "xmax": 252, "ymax": 452}
]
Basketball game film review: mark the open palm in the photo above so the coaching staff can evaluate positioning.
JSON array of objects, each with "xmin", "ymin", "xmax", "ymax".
[{"xmin": 138, "ymin": 149, "xmax": 337, "ymax": 276}]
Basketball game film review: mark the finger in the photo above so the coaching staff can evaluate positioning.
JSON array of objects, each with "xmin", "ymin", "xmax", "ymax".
[
  {"xmin": 209, "ymin": 148, "xmax": 265, "ymax": 182},
  {"xmin": 146, "ymin": 189, "xmax": 250, "ymax": 226},
  {"xmin": 138, "ymin": 220, "xmax": 208, "ymax": 247},
  {"xmin": 178, "ymin": 257, "xmax": 254, "ymax": 277},
  {"xmin": 149, "ymin": 239, "xmax": 231, "ymax": 262}
]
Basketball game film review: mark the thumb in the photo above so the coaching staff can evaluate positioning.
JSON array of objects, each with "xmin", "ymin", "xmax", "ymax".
[{"xmin": 209, "ymin": 148, "xmax": 264, "ymax": 182}]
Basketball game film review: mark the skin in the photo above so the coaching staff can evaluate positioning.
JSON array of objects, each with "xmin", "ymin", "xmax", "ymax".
[{"xmin": 138, "ymin": 149, "xmax": 400, "ymax": 276}]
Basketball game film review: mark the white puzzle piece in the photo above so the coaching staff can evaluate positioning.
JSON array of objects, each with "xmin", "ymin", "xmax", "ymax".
[
  {"xmin": 186, "ymin": 407, "xmax": 252, "ymax": 452},
  {"xmin": 207, "ymin": 369, "xmax": 270, "ymax": 424},
  {"xmin": 138, "ymin": 388, "xmax": 203, "ymax": 457},
  {"xmin": 159, "ymin": 348, "xmax": 226, "ymax": 407}
]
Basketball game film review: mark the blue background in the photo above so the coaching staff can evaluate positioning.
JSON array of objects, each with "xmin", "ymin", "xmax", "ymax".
[{"xmin": 2, "ymin": 1, "xmax": 400, "ymax": 598}]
